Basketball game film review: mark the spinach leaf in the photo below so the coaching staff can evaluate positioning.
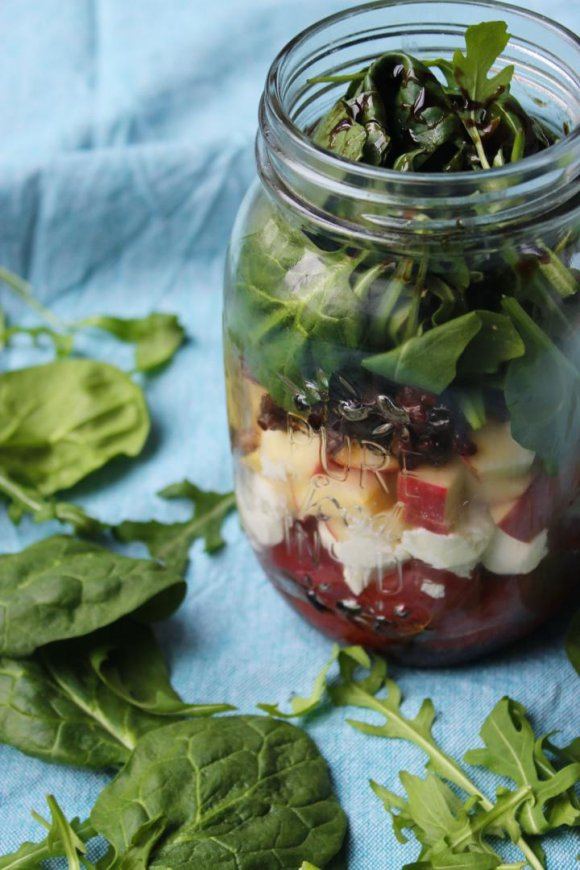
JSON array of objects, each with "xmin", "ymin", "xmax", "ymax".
[
  {"xmin": 0, "ymin": 536, "xmax": 185, "ymax": 657},
  {"xmin": 464, "ymin": 697, "xmax": 580, "ymax": 835},
  {"xmin": 0, "ymin": 359, "xmax": 149, "ymax": 495},
  {"xmin": 565, "ymin": 610, "xmax": 580, "ymax": 675},
  {"xmin": 76, "ymin": 313, "xmax": 185, "ymax": 372},
  {"xmin": 457, "ymin": 311, "xmax": 525, "ymax": 375},
  {"xmin": 312, "ymin": 99, "xmax": 368, "ymax": 162},
  {"xmin": 0, "ymin": 798, "xmax": 95, "ymax": 869},
  {"xmin": 103, "ymin": 817, "xmax": 166, "ymax": 869},
  {"xmin": 0, "ymin": 622, "xmax": 228, "ymax": 769},
  {"xmin": 91, "ymin": 716, "xmax": 347, "ymax": 869},
  {"xmin": 362, "ymin": 311, "xmax": 482, "ymax": 393},
  {"xmin": 502, "ymin": 298, "xmax": 580, "ymax": 470},
  {"xmin": 89, "ymin": 621, "xmax": 234, "ymax": 718},
  {"xmin": 228, "ymin": 214, "xmax": 364, "ymax": 408},
  {"xmin": 116, "ymin": 480, "xmax": 236, "ymax": 573}
]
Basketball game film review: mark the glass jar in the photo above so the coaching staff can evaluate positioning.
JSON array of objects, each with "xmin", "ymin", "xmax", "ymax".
[{"xmin": 224, "ymin": 0, "xmax": 579, "ymax": 665}]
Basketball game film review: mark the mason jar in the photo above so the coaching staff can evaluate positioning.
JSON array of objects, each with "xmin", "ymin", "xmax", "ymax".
[{"xmin": 224, "ymin": 0, "xmax": 579, "ymax": 665}]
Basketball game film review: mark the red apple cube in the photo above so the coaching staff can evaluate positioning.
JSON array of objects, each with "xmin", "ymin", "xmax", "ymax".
[
  {"xmin": 490, "ymin": 474, "xmax": 559, "ymax": 542},
  {"xmin": 397, "ymin": 460, "xmax": 466, "ymax": 533}
]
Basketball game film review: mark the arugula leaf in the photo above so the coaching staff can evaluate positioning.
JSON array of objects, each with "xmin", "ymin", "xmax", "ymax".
[
  {"xmin": 327, "ymin": 649, "xmax": 546, "ymax": 870},
  {"xmin": 502, "ymin": 297, "xmax": 580, "ymax": 470},
  {"xmin": 0, "ymin": 797, "xmax": 95, "ymax": 869},
  {"xmin": 0, "ymin": 468, "xmax": 105, "ymax": 535},
  {"xmin": 91, "ymin": 716, "xmax": 347, "ymax": 869},
  {"xmin": 0, "ymin": 535, "xmax": 185, "ymax": 657},
  {"xmin": 90, "ymin": 620, "xmax": 234, "ymax": 718},
  {"xmin": 464, "ymin": 697, "xmax": 580, "ymax": 835},
  {"xmin": 76, "ymin": 313, "xmax": 185, "ymax": 372},
  {"xmin": 452, "ymin": 22, "xmax": 514, "ymax": 104},
  {"xmin": 116, "ymin": 480, "xmax": 236, "ymax": 573},
  {"xmin": 0, "ymin": 359, "xmax": 149, "ymax": 495},
  {"xmin": 565, "ymin": 610, "xmax": 580, "ymax": 674},
  {"xmin": 362, "ymin": 311, "xmax": 482, "ymax": 393}
]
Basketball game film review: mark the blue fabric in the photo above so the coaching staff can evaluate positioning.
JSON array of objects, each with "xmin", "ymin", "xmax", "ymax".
[{"xmin": 0, "ymin": 1, "xmax": 577, "ymax": 866}]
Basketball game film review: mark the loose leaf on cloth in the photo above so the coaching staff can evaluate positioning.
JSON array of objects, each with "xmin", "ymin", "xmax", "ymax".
[
  {"xmin": 0, "ymin": 468, "xmax": 106, "ymax": 535},
  {"xmin": 116, "ymin": 480, "xmax": 236, "ymax": 573},
  {"xmin": 76, "ymin": 313, "xmax": 186, "ymax": 372},
  {"xmin": 258, "ymin": 645, "xmax": 369, "ymax": 719},
  {"xmin": 0, "ymin": 359, "xmax": 149, "ymax": 495},
  {"xmin": 0, "ymin": 535, "xmax": 185, "ymax": 657},
  {"xmin": 0, "ymin": 797, "xmax": 95, "ymax": 869},
  {"xmin": 464, "ymin": 697, "xmax": 580, "ymax": 835},
  {"xmin": 89, "ymin": 621, "xmax": 234, "ymax": 718},
  {"xmin": 565, "ymin": 610, "xmax": 580, "ymax": 674},
  {"xmin": 0, "ymin": 622, "xmax": 230, "ymax": 768},
  {"xmin": 91, "ymin": 716, "xmax": 347, "ymax": 869},
  {"xmin": 326, "ymin": 649, "xmax": 549, "ymax": 869}
]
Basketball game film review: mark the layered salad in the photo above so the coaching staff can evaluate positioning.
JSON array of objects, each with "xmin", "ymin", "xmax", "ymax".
[{"xmin": 225, "ymin": 22, "xmax": 579, "ymax": 663}]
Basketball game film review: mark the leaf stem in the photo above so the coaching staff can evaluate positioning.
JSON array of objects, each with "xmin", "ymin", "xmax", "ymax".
[{"xmin": 0, "ymin": 267, "xmax": 66, "ymax": 332}]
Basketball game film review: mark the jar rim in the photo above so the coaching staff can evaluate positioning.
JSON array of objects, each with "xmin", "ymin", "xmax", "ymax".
[
  {"xmin": 259, "ymin": 0, "xmax": 580, "ymax": 241},
  {"xmin": 265, "ymin": 0, "xmax": 579, "ymax": 185}
]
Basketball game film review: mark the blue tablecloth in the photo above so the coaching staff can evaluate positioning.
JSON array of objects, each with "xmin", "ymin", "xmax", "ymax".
[{"xmin": 0, "ymin": 2, "xmax": 577, "ymax": 866}]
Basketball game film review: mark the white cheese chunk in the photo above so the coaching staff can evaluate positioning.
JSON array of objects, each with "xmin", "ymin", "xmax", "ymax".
[
  {"xmin": 318, "ymin": 521, "xmax": 409, "ymax": 596},
  {"xmin": 482, "ymin": 527, "xmax": 548, "ymax": 575},
  {"xmin": 235, "ymin": 468, "xmax": 288, "ymax": 549},
  {"xmin": 400, "ymin": 508, "xmax": 494, "ymax": 578}
]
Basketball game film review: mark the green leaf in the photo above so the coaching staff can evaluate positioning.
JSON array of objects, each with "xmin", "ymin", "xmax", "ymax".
[
  {"xmin": 102, "ymin": 817, "xmax": 166, "ymax": 869},
  {"xmin": 312, "ymin": 99, "xmax": 368, "ymax": 162},
  {"xmin": 457, "ymin": 311, "xmax": 525, "ymax": 375},
  {"xmin": 91, "ymin": 716, "xmax": 347, "ymax": 869},
  {"xmin": 464, "ymin": 696, "xmax": 580, "ymax": 835},
  {"xmin": 77, "ymin": 313, "xmax": 186, "ymax": 372},
  {"xmin": 0, "ymin": 359, "xmax": 149, "ymax": 495},
  {"xmin": 116, "ymin": 480, "xmax": 236, "ymax": 573},
  {"xmin": 565, "ymin": 610, "xmax": 580, "ymax": 674},
  {"xmin": 452, "ymin": 22, "xmax": 514, "ymax": 104},
  {"xmin": 0, "ymin": 623, "xmax": 191, "ymax": 768},
  {"xmin": 0, "ymin": 468, "xmax": 105, "ymax": 535},
  {"xmin": 0, "ymin": 535, "xmax": 185, "ymax": 657},
  {"xmin": 502, "ymin": 297, "xmax": 580, "ymax": 470},
  {"xmin": 258, "ymin": 645, "xmax": 341, "ymax": 718},
  {"xmin": 0, "ymin": 799, "xmax": 95, "ymax": 869},
  {"xmin": 362, "ymin": 311, "xmax": 482, "ymax": 393},
  {"xmin": 90, "ymin": 620, "xmax": 234, "ymax": 718}
]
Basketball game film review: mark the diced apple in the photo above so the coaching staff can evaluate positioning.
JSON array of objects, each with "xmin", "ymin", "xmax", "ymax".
[
  {"xmin": 295, "ymin": 467, "xmax": 395, "ymax": 523},
  {"xmin": 397, "ymin": 459, "xmax": 466, "ymax": 533},
  {"xmin": 490, "ymin": 474, "xmax": 558, "ymax": 542},
  {"xmin": 463, "ymin": 421, "xmax": 535, "ymax": 480},
  {"xmin": 332, "ymin": 439, "xmax": 399, "ymax": 474},
  {"xmin": 467, "ymin": 471, "xmax": 533, "ymax": 506},
  {"xmin": 259, "ymin": 429, "xmax": 321, "ymax": 482}
]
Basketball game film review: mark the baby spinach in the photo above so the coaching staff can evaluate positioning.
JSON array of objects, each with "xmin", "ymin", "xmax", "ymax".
[
  {"xmin": 91, "ymin": 715, "xmax": 347, "ymax": 870},
  {"xmin": 0, "ymin": 621, "xmax": 230, "ymax": 768},
  {"xmin": 116, "ymin": 479, "xmax": 236, "ymax": 573},
  {"xmin": 75, "ymin": 313, "xmax": 185, "ymax": 373},
  {"xmin": 502, "ymin": 298, "xmax": 580, "ymax": 471},
  {"xmin": 90, "ymin": 620, "xmax": 234, "ymax": 718},
  {"xmin": 0, "ymin": 359, "xmax": 149, "ymax": 495},
  {"xmin": 0, "ymin": 535, "xmax": 185, "ymax": 657}
]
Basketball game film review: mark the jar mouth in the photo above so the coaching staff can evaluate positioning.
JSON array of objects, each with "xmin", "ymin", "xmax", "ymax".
[{"xmin": 258, "ymin": 0, "xmax": 580, "ymax": 242}]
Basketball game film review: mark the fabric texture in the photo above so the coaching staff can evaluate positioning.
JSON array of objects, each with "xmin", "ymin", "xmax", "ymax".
[{"xmin": 0, "ymin": 1, "xmax": 577, "ymax": 867}]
